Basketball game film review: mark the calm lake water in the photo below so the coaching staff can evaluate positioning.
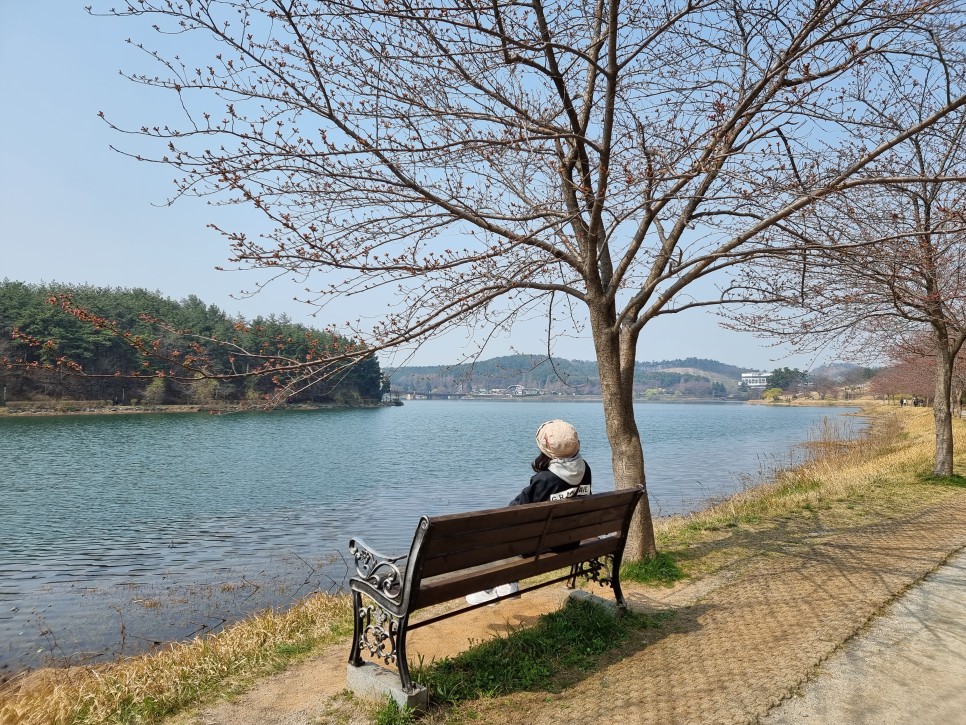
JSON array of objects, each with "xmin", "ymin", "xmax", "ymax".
[{"xmin": 0, "ymin": 400, "xmax": 860, "ymax": 674}]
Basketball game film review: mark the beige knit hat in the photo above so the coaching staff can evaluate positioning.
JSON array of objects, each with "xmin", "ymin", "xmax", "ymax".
[{"xmin": 535, "ymin": 419, "xmax": 580, "ymax": 459}]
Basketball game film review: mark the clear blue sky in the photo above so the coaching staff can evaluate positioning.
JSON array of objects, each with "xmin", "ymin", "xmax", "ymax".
[{"xmin": 0, "ymin": 3, "xmax": 820, "ymax": 372}]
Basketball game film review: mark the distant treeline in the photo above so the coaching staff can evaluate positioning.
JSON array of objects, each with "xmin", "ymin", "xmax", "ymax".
[
  {"xmin": 387, "ymin": 354, "xmax": 742, "ymax": 397},
  {"xmin": 0, "ymin": 281, "xmax": 382, "ymax": 405}
]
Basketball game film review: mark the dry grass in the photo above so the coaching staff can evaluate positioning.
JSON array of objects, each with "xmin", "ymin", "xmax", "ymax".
[
  {"xmin": 653, "ymin": 405, "xmax": 966, "ymax": 576},
  {"xmin": 0, "ymin": 593, "xmax": 352, "ymax": 725}
]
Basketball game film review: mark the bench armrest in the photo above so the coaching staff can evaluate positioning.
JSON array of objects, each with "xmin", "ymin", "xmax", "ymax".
[{"xmin": 349, "ymin": 537, "xmax": 408, "ymax": 600}]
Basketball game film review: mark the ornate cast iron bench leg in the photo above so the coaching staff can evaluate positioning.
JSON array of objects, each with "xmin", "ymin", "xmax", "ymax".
[
  {"xmin": 611, "ymin": 558, "xmax": 627, "ymax": 609},
  {"xmin": 349, "ymin": 589, "xmax": 365, "ymax": 667},
  {"xmin": 395, "ymin": 614, "xmax": 415, "ymax": 694},
  {"xmin": 350, "ymin": 591, "xmax": 420, "ymax": 693},
  {"xmin": 567, "ymin": 554, "xmax": 628, "ymax": 609},
  {"xmin": 567, "ymin": 563, "xmax": 579, "ymax": 589}
]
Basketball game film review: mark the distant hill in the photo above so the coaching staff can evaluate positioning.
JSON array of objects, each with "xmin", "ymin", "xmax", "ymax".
[
  {"xmin": 636, "ymin": 357, "xmax": 746, "ymax": 377},
  {"xmin": 387, "ymin": 355, "xmax": 749, "ymax": 397},
  {"xmin": 811, "ymin": 361, "xmax": 878, "ymax": 382}
]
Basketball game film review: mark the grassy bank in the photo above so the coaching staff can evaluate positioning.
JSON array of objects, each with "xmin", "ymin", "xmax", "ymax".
[
  {"xmin": 2, "ymin": 404, "xmax": 963, "ymax": 725},
  {"xmin": 650, "ymin": 405, "xmax": 965, "ymax": 579},
  {"xmin": 0, "ymin": 595, "xmax": 353, "ymax": 725}
]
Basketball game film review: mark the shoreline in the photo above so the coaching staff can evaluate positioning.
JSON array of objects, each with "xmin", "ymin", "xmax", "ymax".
[
  {"xmin": 0, "ymin": 395, "xmax": 867, "ymax": 417},
  {"xmin": 0, "ymin": 401, "xmax": 388, "ymax": 417}
]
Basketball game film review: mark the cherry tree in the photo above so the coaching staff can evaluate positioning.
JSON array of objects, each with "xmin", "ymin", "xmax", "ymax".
[
  {"xmin": 91, "ymin": 0, "xmax": 966, "ymax": 557},
  {"xmin": 729, "ymin": 48, "xmax": 966, "ymax": 476},
  {"xmin": 869, "ymin": 356, "xmax": 934, "ymax": 403},
  {"xmin": 871, "ymin": 340, "xmax": 966, "ymax": 416}
]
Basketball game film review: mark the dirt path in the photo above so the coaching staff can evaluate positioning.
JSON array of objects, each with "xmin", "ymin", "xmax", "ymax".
[{"xmin": 167, "ymin": 492, "xmax": 966, "ymax": 725}]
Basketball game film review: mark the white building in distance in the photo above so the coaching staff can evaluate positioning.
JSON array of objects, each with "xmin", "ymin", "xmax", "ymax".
[{"xmin": 741, "ymin": 371, "xmax": 770, "ymax": 389}]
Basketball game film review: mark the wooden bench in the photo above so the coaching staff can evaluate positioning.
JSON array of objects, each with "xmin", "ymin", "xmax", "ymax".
[{"xmin": 347, "ymin": 486, "xmax": 645, "ymax": 694}]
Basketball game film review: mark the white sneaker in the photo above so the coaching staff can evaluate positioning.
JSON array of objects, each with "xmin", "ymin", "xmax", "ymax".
[
  {"xmin": 495, "ymin": 582, "xmax": 519, "ymax": 597},
  {"xmin": 465, "ymin": 588, "xmax": 498, "ymax": 605}
]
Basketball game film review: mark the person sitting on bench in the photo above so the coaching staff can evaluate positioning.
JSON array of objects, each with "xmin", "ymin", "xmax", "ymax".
[{"xmin": 465, "ymin": 419, "xmax": 593, "ymax": 604}]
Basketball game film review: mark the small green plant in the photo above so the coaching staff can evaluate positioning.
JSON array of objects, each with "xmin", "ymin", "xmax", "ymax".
[
  {"xmin": 141, "ymin": 377, "xmax": 168, "ymax": 405},
  {"xmin": 274, "ymin": 641, "xmax": 313, "ymax": 657},
  {"xmin": 917, "ymin": 472, "xmax": 966, "ymax": 488},
  {"xmin": 374, "ymin": 697, "xmax": 417, "ymax": 725},
  {"xmin": 621, "ymin": 552, "xmax": 685, "ymax": 585},
  {"xmin": 762, "ymin": 387, "xmax": 784, "ymax": 401},
  {"xmin": 774, "ymin": 477, "xmax": 822, "ymax": 497}
]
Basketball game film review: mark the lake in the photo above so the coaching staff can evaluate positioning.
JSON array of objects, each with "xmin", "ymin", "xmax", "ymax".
[{"xmin": 0, "ymin": 400, "xmax": 860, "ymax": 675}]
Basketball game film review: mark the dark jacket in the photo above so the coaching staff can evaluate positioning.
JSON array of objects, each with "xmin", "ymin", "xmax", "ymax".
[{"xmin": 509, "ymin": 463, "xmax": 592, "ymax": 506}]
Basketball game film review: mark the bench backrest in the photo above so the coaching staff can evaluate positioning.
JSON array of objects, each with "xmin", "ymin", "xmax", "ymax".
[{"xmin": 401, "ymin": 486, "xmax": 643, "ymax": 610}]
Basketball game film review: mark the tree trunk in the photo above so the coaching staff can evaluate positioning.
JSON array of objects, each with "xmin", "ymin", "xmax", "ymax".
[
  {"xmin": 589, "ymin": 304, "xmax": 657, "ymax": 560},
  {"xmin": 933, "ymin": 346, "xmax": 954, "ymax": 477}
]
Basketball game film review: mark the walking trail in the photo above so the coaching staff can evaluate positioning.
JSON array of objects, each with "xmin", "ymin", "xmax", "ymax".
[{"xmin": 168, "ymin": 491, "xmax": 966, "ymax": 725}]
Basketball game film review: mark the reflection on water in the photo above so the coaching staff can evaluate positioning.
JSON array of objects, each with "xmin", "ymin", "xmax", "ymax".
[{"xmin": 0, "ymin": 401, "xmax": 859, "ymax": 674}]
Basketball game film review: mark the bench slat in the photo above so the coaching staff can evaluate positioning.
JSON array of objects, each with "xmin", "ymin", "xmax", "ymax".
[
  {"xmin": 421, "ymin": 488, "xmax": 641, "ymax": 537},
  {"xmin": 412, "ymin": 536, "xmax": 621, "ymax": 610},
  {"xmin": 418, "ymin": 518, "xmax": 626, "ymax": 577},
  {"xmin": 423, "ymin": 505, "xmax": 626, "ymax": 556},
  {"xmin": 416, "ymin": 491, "xmax": 638, "ymax": 578}
]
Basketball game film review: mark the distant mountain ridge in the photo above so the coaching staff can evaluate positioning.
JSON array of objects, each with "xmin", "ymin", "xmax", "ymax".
[
  {"xmin": 387, "ymin": 354, "xmax": 749, "ymax": 397},
  {"xmin": 636, "ymin": 357, "xmax": 748, "ymax": 377}
]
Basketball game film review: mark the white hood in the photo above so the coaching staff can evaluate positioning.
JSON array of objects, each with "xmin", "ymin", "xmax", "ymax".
[{"xmin": 548, "ymin": 455, "xmax": 586, "ymax": 486}]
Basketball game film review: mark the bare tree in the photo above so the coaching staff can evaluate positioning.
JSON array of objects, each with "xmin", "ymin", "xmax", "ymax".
[
  {"xmin": 90, "ymin": 0, "xmax": 966, "ymax": 558},
  {"xmin": 729, "ymin": 48, "xmax": 966, "ymax": 476},
  {"xmin": 871, "ymin": 340, "xmax": 966, "ymax": 415},
  {"xmin": 868, "ymin": 355, "xmax": 933, "ymax": 403}
]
